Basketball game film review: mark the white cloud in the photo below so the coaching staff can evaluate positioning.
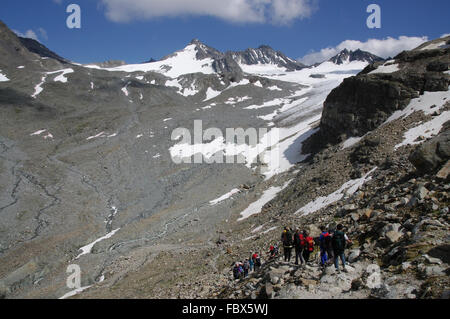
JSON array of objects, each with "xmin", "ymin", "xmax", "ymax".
[
  {"xmin": 299, "ymin": 36, "xmax": 429, "ymax": 65},
  {"xmin": 13, "ymin": 29, "xmax": 40, "ymax": 41},
  {"xmin": 13, "ymin": 27, "xmax": 48, "ymax": 42},
  {"xmin": 38, "ymin": 28, "xmax": 48, "ymax": 41},
  {"xmin": 441, "ymin": 33, "xmax": 450, "ymax": 38},
  {"xmin": 100, "ymin": 0, "xmax": 316, "ymax": 25}
]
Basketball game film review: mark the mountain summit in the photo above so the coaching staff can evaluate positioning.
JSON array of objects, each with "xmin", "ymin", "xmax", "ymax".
[
  {"xmin": 229, "ymin": 45, "xmax": 306, "ymax": 71},
  {"xmin": 329, "ymin": 48, "xmax": 384, "ymax": 65}
]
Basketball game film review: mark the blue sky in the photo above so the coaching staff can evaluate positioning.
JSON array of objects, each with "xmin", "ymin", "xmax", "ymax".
[{"xmin": 1, "ymin": 0, "xmax": 449, "ymax": 64}]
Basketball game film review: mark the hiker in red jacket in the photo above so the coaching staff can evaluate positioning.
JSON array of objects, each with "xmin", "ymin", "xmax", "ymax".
[
  {"xmin": 294, "ymin": 228, "xmax": 306, "ymax": 266},
  {"xmin": 303, "ymin": 231, "xmax": 315, "ymax": 263},
  {"xmin": 252, "ymin": 252, "xmax": 261, "ymax": 271}
]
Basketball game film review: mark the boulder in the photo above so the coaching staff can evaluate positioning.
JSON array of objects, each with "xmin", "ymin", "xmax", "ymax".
[
  {"xmin": 348, "ymin": 249, "xmax": 361, "ymax": 263},
  {"xmin": 300, "ymin": 278, "xmax": 318, "ymax": 287},
  {"xmin": 385, "ymin": 230, "xmax": 404, "ymax": 244},
  {"xmin": 380, "ymin": 223, "xmax": 403, "ymax": 238},
  {"xmin": 270, "ymin": 275, "xmax": 280, "ymax": 285},
  {"xmin": 351, "ymin": 278, "xmax": 364, "ymax": 291},
  {"xmin": 409, "ymin": 123, "xmax": 450, "ymax": 173},
  {"xmin": 436, "ymin": 160, "xmax": 450, "ymax": 180},
  {"xmin": 424, "ymin": 265, "xmax": 446, "ymax": 277},
  {"xmin": 423, "ymin": 254, "xmax": 443, "ymax": 265},
  {"xmin": 305, "ymin": 224, "xmax": 321, "ymax": 238},
  {"xmin": 401, "ymin": 262, "xmax": 412, "ymax": 271},
  {"xmin": 414, "ymin": 184, "xmax": 430, "ymax": 200},
  {"xmin": 264, "ymin": 283, "xmax": 274, "ymax": 299}
]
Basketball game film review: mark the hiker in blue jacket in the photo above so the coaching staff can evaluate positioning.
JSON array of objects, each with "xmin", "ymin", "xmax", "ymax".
[{"xmin": 319, "ymin": 226, "xmax": 330, "ymax": 267}]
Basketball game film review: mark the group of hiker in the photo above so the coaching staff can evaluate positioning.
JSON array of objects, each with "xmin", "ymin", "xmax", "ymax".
[
  {"xmin": 232, "ymin": 223, "xmax": 353, "ymax": 279},
  {"xmin": 281, "ymin": 224, "xmax": 353, "ymax": 272},
  {"xmin": 233, "ymin": 252, "xmax": 262, "ymax": 280},
  {"xmin": 280, "ymin": 227, "xmax": 315, "ymax": 266}
]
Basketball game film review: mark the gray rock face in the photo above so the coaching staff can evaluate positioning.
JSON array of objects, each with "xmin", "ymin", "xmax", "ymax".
[
  {"xmin": 320, "ymin": 75, "xmax": 418, "ymax": 143},
  {"xmin": 189, "ymin": 39, "xmax": 224, "ymax": 61},
  {"xmin": 409, "ymin": 122, "xmax": 450, "ymax": 173},
  {"xmin": 212, "ymin": 53, "xmax": 244, "ymax": 82}
]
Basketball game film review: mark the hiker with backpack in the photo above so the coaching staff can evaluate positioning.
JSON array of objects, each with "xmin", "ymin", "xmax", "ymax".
[
  {"xmin": 319, "ymin": 226, "xmax": 330, "ymax": 267},
  {"xmin": 326, "ymin": 227, "xmax": 335, "ymax": 265},
  {"xmin": 294, "ymin": 228, "xmax": 306, "ymax": 266},
  {"xmin": 252, "ymin": 252, "xmax": 261, "ymax": 271},
  {"xmin": 233, "ymin": 262, "xmax": 241, "ymax": 280},
  {"xmin": 332, "ymin": 224, "xmax": 352, "ymax": 273},
  {"xmin": 303, "ymin": 231, "xmax": 314, "ymax": 263},
  {"xmin": 268, "ymin": 243, "xmax": 279, "ymax": 260},
  {"xmin": 249, "ymin": 254, "xmax": 254, "ymax": 272},
  {"xmin": 281, "ymin": 227, "xmax": 294, "ymax": 263},
  {"xmin": 243, "ymin": 259, "xmax": 250, "ymax": 277}
]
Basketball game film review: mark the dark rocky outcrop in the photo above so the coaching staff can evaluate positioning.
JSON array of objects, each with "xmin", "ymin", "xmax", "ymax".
[
  {"xmin": 18, "ymin": 37, "xmax": 69, "ymax": 64},
  {"xmin": 321, "ymin": 76, "xmax": 418, "ymax": 142},
  {"xmin": 212, "ymin": 53, "xmax": 244, "ymax": 82}
]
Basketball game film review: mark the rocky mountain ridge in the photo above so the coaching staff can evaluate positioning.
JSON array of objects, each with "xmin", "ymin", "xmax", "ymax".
[{"xmin": 329, "ymin": 48, "xmax": 384, "ymax": 65}]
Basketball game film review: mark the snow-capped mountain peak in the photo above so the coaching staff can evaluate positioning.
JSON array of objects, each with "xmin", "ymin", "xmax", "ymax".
[
  {"xmin": 229, "ymin": 45, "xmax": 306, "ymax": 71},
  {"xmin": 329, "ymin": 48, "xmax": 384, "ymax": 65}
]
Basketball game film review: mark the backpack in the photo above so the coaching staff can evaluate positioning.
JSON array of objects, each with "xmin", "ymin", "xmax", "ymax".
[
  {"xmin": 325, "ymin": 233, "xmax": 333, "ymax": 250},
  {"xmin": 233, "ymin": 267, "xmax": 240, "ymax": 279},
  {"xmin": 332, "ymin": 231, "xmax": 345, "ymax": 251},
  {"xmin": 319, "ymin": 232, "xmax": 329, "ymax": 249},
  {"xmin": 306, "ymin": 237, "xmax": 314, "ymax": 252},
  {"xmin": 299, "ymin": 234, "xmax": 306, "ymax": 248},
  {"xmin": 271, "ymin": 245, "xmax": 279, "ymax": 256},
  {"xmin": 283, "ymin": 231, "xmax": 293, "ymax": 246}
]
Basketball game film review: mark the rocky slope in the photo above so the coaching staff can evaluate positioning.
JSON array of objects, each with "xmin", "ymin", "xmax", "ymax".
[
  {"xmin": 117, "ymin": 37, "xmax": 449, "ymax": 300},
  {"xmin": 0, "ymin": 19, "xmax": 362, "ymax": 299},
  {"xmin": 199, "ymin": 37, "xmax": 450, "ymax": 300}
]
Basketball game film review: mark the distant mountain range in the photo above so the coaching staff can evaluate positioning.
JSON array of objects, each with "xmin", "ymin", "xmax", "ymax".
[{"xmin": 4, "ymin": 22, "xmax": 384, "ymax": 72}]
